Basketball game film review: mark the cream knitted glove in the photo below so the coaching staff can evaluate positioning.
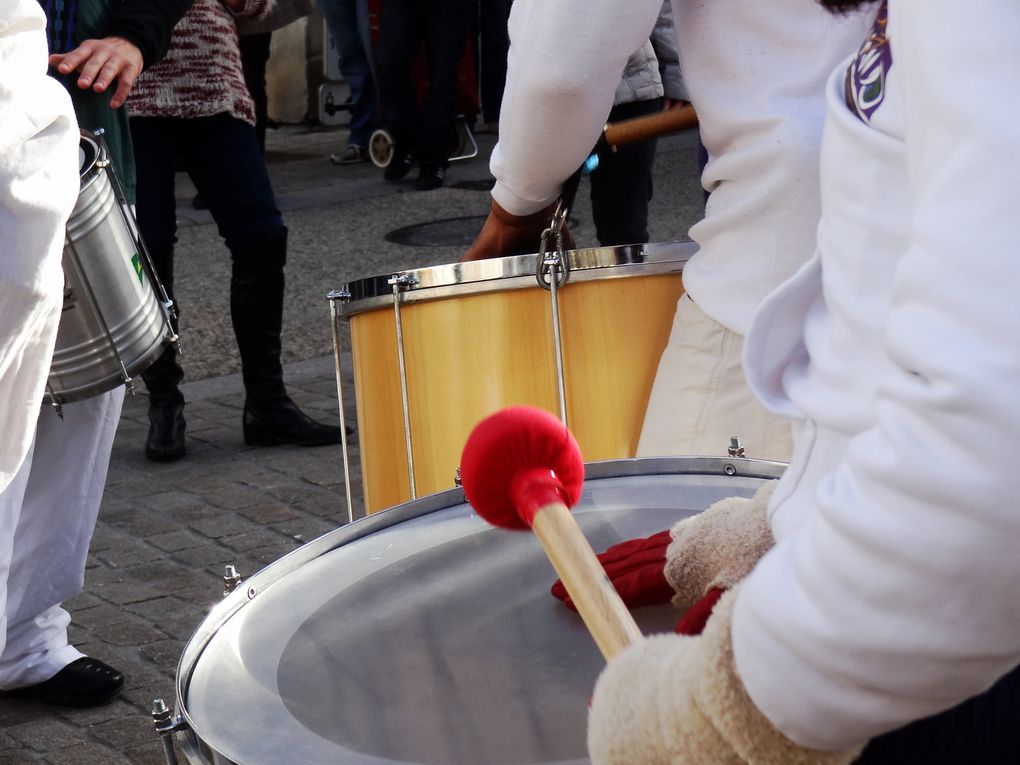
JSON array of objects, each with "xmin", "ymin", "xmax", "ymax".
[
  {"xmin": 664, "ymin": 482, "xmax": 776, "ymax": 608},
  {"xmin": 587, "ymin": 588, "xmax": 864, "ymax": 765}
]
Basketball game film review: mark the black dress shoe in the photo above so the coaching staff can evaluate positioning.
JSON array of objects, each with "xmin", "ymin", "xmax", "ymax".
[
  {"xmin": 146, "ymin": 396, "xmax": 186, "ymax": 462},
  {"xmin": 7, "ymin": 657, "xmax": 124, "ymax": 707},
  {"xmin": 243, "ymin": 396, "xmax": 342, "ymax": 447},
  {"xmin": 415, "ymin": 163, "xmax": 446, "ymax": 191},
  {"xmin": 384, "ymin": 146, "xmax": 416, "ymax": 181}
]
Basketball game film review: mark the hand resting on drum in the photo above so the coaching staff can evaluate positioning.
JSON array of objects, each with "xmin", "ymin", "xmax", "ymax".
[
  {"xmin": 587, "ymin": 586, "xmax": 864, "ymax": 765},
  {"xmin": 551, "ymin": 482, "xmax": 777, "ymax": 633},
  {"xmin": 461, "ymin": 199, "xmax": 575, "ymax": 261},
  {"xmin": 49, "ymin": 36, "xmax": 144, "ymax": 109}
]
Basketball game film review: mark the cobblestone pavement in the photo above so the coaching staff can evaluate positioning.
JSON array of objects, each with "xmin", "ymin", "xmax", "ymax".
[{"xmin": 0, "ymin": 118, "xmax": 703, "ymax": 763}]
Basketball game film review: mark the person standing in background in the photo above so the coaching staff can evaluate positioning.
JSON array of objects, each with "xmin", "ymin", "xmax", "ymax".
[
  {"xmin": 589, "ymin": 1, "xmax": 684, "ymax": 248},
  {"xmin": 317, "ymin": 0, "xmax": 379, "ymax": 165},
  {"xmin": 128, "ymin": 0, "xmax": 343, "ymax": 463},
  {"xmin": 375, "ymin": 0, "xmax": 476, "ymax": 190},
  {"xmin": 477, "ymin": 0, "xmax": 512, "ymax": 134}
]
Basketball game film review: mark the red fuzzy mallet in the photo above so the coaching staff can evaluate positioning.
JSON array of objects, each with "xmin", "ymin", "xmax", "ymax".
[{"xmin": 460, "ymin": 405, "xmax": 643, "ymax": 660}]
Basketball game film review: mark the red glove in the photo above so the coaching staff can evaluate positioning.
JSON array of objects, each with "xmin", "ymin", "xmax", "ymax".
[{"xmin": 550, "ymin": 529, "xmax": 675, "ymax": 610}]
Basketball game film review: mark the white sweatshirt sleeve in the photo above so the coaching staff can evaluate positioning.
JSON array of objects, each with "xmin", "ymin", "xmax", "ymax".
[
  {"xmin": 489, "ymin": 0, "xmax": 663, "ymax": 216},
  {"xmin": 733, "ymin": 0, "xmax": 1020, "ymax": 749},
  {"xmin": 0, "ymin": 0, "xmax": 79, "ymax": 493}
]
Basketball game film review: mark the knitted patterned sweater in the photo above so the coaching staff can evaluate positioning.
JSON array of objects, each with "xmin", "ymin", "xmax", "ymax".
[{"xmin": 127, "ymin": 0, "xmax": 273, "ymax": 126}]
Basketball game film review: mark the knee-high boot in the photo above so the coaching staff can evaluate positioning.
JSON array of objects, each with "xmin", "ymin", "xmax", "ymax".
[
  {"xmin": 141, "ymin": 245, "xmax": 187, "ymax": 461},
  {"xmin": 229, "ymin": 231, "xmax": 341, "ymax": 447}
]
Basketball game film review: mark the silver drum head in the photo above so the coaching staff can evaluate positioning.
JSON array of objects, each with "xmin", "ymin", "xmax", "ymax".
[{"xmin": 177, "ymin": 458, "xmax": 783, "ymax": 765}]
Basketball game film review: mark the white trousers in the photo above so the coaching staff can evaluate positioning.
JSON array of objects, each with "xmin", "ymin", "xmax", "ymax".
[
  {"xmin": 0, "ymin": 388, "xmax": 124, "ymax": 689},
  {"xmin": 637, "ymin": 294, "xmax": 792, "ymax": 462}
]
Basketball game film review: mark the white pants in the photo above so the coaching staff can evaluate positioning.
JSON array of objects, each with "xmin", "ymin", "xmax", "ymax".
[
  {"xmin": 637, "ymin": 295, "xmax": 792, "ymax": 462},
  {"xmin": 0, "ymin": 388, "xmax": 124, "ymax": 689}
]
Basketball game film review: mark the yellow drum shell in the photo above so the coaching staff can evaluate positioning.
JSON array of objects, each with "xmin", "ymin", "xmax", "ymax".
[{"xmin": 344, "ymin": 242, "xmax": 693, "ymax": 513}]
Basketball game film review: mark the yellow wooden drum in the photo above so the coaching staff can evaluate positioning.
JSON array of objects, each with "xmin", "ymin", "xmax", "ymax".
[{"xmin": 336, "ymin": 241, "xmax": 694, "ymax": 513}]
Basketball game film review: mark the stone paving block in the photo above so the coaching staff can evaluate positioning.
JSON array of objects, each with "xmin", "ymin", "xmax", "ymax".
[
  {"xmin": 40, "ymin": 742, "xmax": 133, "ymax": 765},
  {"xmin": 233, "ymin": 502, "xmax": 301, "ymax": 525},
  {"xmin": 98, "ymin": 506, "xmax": 179, "ymax": 539},
  {"xmin": 91, "ymin": 621, "xmax": 168, "ymax": 648},
  {"xmin": 137, "ymin": 641, "xmax": 185, "ymax": 671},
  {"xmin": 135, "ymin": 491, "xmax": 207, "ymax": 514},
  {"xmin": 198, "ymin": 483, "xmax": 271, "ymax": 511},
  {"xmin": 89, "ymin": 716, "xmax": 163, "ymax": 751},
  {"xmin": 144, "ymin": 531, "xmax": 208, "ymax": 553},
  {"xmin": 55, "ymin": 700, "xmax": 136, "ymax": 728},
  {"xmin": 122, "ymin": 742, "xmax": 170, "ymax": 765},
  {"xmin": 168, "ymin": 542, "xmax": 240, "ymax": 570},
  {"xmin": 177, "ymin": 510, "xmax": 257, "ymax": 540},
  {"xmin": 269, "ymin": 516, "xmax": 338, "ymax": 543},
  {"xmin": 95, "ymin": 539, "xmax": 167, "ymax": 569},
  {"xmin": 87, "ymin": 581, "xmax": 165, "ymax": 607},
  {"xmin": 218, "ymin": 528, "xmax": 292, "ymax": 553},
  {"xmin": 248, "ymin": 542, "xmax": 304, "ymax": 566},
  {"xmin": 123, "ymin": 598, "xmax": 206, "ymax": 628},
  {"xmin": 71, "ymin": 605, "xmax": 137, "ymax": 629},
  {"xmin": 62, "ymin": 592, "xmax": 102, "ymax": 612},
  {"xmin": 0, "ymin": 750, "xmax": 42, "ymax": 764},
  {"xmin": 5, "ymin": 720, "xmax": 81, "ymax": 752}
]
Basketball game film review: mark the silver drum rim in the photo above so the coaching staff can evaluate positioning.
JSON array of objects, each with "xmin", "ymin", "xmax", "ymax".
[
  {"xmin": 172, "ymin": 456, "xmax": 784, "ymax": 765},
  {"xmin": 337, "ymin": 240, "xmax": 697, "ymax": 316}
]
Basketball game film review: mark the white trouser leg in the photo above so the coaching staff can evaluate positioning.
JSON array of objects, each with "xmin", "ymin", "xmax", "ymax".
[
  {"xmin": 637, "ymin": 295, "xmax": 793, "ymax": 462},
  {"xmin": 0, "ymin": 388, "xmax": 124, "ymax": 688}
]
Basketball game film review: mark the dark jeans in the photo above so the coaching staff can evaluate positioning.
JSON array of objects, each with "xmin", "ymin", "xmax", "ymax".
[
  {"xmin": 316, "ymin": 0, "xmax": 379, "ymax": 147},
  {"xmin": 857, "ymin": 663, "xmax": 1020, "ymax": 764},
  {"xmin": 479, "ymin": 0, "xmax": 512, "ymax": 124},
  {"xmin": 376, "ymin": 0, "xmax": 474, "ymax": 166},
  {"xmin": 239, "ymin": 32, "xmax": 273, "ymax": 154},
  {"xmin": 130, "ymin": 114, "xmax": 284, "ymax": 252},
  {"xmin": 589, "ymin": 98, "xmax": 663, "ymax": 247}
]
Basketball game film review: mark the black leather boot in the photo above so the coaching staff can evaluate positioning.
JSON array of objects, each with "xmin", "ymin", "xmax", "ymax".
[
  {"xmin": 141, "ymin": 245, "xmax": 187, "ymax": 461},
  {"xmin": 230, "ymin": 231, "xmax": 342, "ymax": 447}
]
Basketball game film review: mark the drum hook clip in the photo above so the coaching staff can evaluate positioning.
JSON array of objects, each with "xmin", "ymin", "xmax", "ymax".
[{"xmin": 536, "ymin": 203, "xmax": 570, "ymax": 291}]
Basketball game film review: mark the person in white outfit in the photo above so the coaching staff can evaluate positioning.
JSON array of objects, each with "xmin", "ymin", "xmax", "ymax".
[
  {"xmin": 0, "ymin": 0, "xmax": 86, "ymax": 701},
  {"xmin": 0, "ymin": 0, "xmax": 192, "ymax": 707},
  {"xmin": 563, "ymin": 0, "xmax": 1020, "ymax": 761},
  {"xmin": 463, "ymin": 0, "xmax": 870, "ymax": 463}
]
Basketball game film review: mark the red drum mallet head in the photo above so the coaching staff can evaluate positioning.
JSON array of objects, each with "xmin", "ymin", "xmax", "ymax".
[{"xmin": 460, "ymin": 405, "xmax": 585, "ymax": 530}]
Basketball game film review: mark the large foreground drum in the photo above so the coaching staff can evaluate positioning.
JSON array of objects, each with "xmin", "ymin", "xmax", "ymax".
[
  {"xmin": 47, "ymin": 130, "xmax": 176, "ymax": 405},
  {"xmin": 335, "ymin": 242, "xmax": 693, "ymax": 513},
  {"xmin": 164, "ymin": 456, "xmax": 782, "ymax": 765}
]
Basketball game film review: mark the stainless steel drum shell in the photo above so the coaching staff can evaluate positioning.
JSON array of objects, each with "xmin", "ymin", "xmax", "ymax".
[
  {"xmin": 170, "ymin": 457, "xmax": 784, "ymax": 765},
  {"xmin": 47, "ymin": 133, "xmax": 170, "ymax": 403}
]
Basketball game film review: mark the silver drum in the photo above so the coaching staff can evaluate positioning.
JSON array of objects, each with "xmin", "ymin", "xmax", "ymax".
[
  {"xmin": 164, "ymin": 456, "xmax": 783, "ymax": 765},
  {"xmin": 47, "ymin": 130, "xmax": 175, "ymax": 405}
]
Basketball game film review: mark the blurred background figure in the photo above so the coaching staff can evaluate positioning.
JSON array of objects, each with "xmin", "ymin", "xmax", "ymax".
[
  {"xmin": 317, "ymin": 0, "xmax": 379, "ymax": 165},
  {"xmin": 590, "ymin": 0, "xmax": 684, "ymax": 247},
  {"xmin": 477, "ymin": 0, "xmax": 512, "ymax": 134},
  {"xmin": 376, "ymin": 0, "xmax": 476, "ymax": 190},
  {"xmin": 128, "ymin": 0, "xmax": 342, "ymax": 463}
]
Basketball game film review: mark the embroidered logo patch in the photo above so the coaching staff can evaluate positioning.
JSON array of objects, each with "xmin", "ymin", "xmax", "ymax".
[{"xmin": 845, "ymin": 0, "xmax": 892, "ymax": 123}]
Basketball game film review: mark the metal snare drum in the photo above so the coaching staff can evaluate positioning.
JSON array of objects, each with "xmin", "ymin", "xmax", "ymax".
[
  {"xmin": 157, "ymin": 456, "xmax": 783, "ymax": 765},
  {"xmin": 329, "ymin": 241, "xmax": 694, "ymax": 516},
  {"xmin": 46, "ymin": 129, "xmax": 176, "ymax": 406}
]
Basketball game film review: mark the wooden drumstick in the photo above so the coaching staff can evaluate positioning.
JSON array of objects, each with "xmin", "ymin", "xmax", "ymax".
[
  {"xmin": 601, "ymin": 103, "xmax": 698, "ymax": 152},
  {"xmin": 459, "ymin": 406, "xmax": 643, "ymax": 661}
]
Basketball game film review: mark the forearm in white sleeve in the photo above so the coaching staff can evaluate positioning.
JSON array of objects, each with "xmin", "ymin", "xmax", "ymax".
[
  {"xmin": 0, "ymin": 0, "xmax": 80, "ymax": 492},
  {"xmin": 490, "ymin": 0, "xmax": 664, "ymax": 216},
  {"xmin": 733, "ymin": 0, "xmax": 1020, "ymax": 748}
]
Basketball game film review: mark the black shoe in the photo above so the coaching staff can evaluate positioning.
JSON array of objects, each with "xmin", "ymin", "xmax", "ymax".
[
  {"xmin": 6, "ymin": 658, "xmax": 124, "ymax": 707},
  {"xmin": 330, "ymin": 144, "xmax": 369, "ymax": 165},
  {"xmin": 415, "ymin": 163, "xmax": 445, "ymax": 191},
  {"xmin": 384, "ymin": 147, "xmax": 416, "ymax": 181},
  {"xmin": 243, "ymin": 396, "xmax": 342, "ymax": 447},
  {"xmin": 146, "ymin": 396, "xmax": 186, "ymax": 462}
]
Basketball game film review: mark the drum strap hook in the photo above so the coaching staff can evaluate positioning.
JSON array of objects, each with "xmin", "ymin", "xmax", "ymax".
[{"xmin": 536, "ymin": 164, "xmax": 583, "ymax": 291}]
